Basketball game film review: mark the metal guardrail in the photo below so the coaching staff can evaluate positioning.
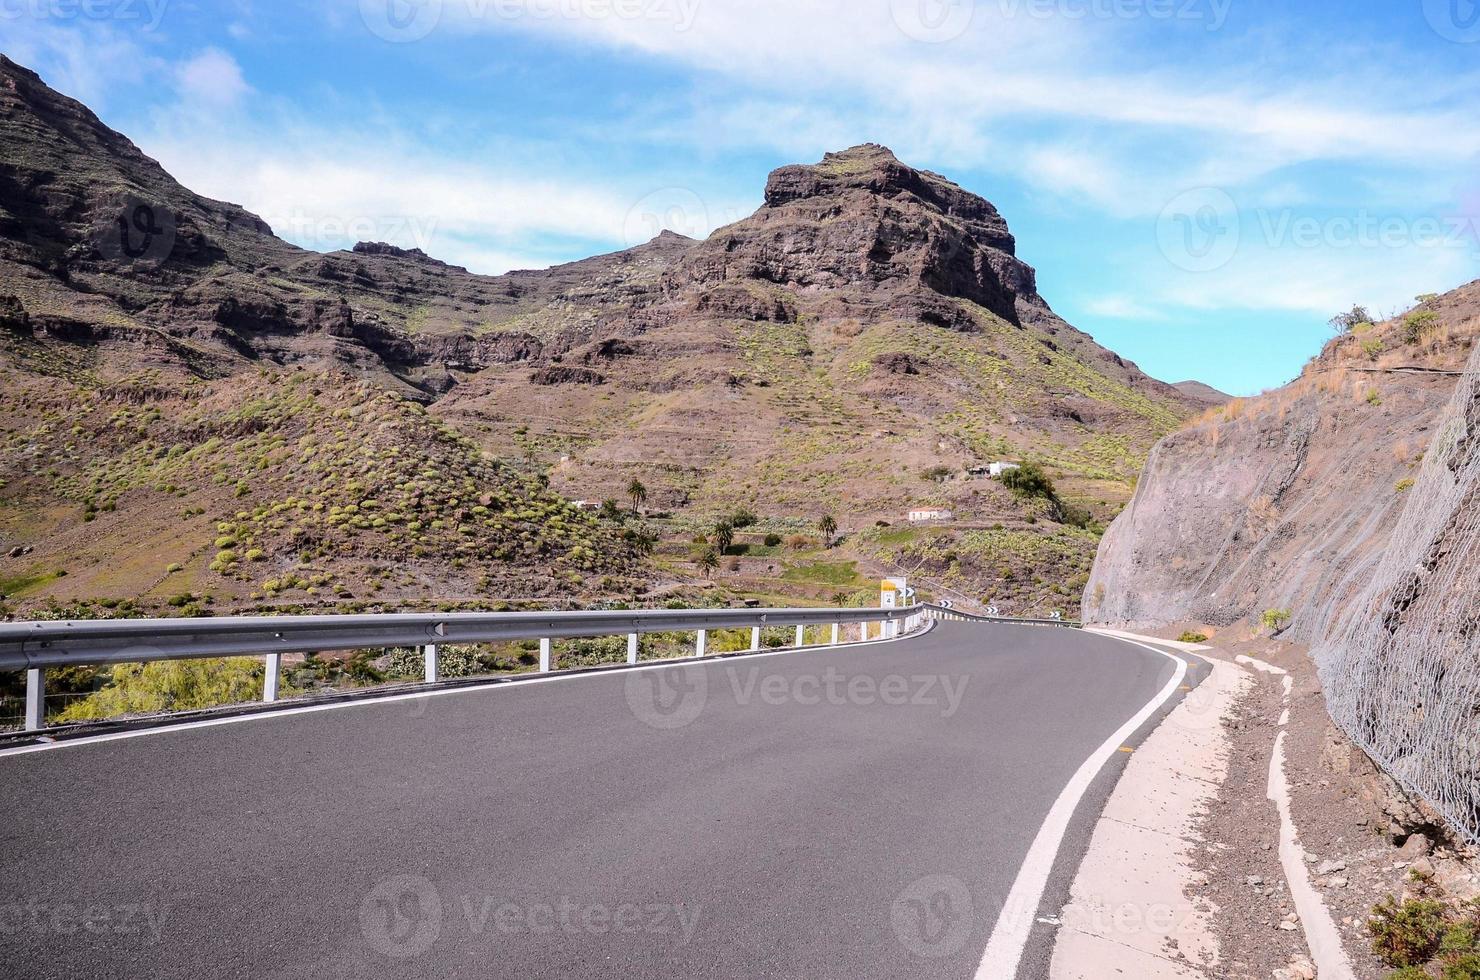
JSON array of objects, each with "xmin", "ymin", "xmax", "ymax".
[
  {"xmin": 0, "ymin": 602, "xmax": 1081, "ymax": 732},
  {"xmin": 1, "ymin": 605, "xmax": 928, "ymax": 732},
  {"xmin": 920, "ymin": 603, "xmax": 1083, "ymax": 628}
]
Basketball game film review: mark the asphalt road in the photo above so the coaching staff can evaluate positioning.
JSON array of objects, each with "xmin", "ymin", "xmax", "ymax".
[{"xmin": 0, "ymin": 622, "xmax": 1185, "ymax": 980}]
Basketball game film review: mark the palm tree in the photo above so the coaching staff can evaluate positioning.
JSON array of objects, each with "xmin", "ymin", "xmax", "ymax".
[
  {"xmin": 712, "ymin": 519, "xmax": 734, "ymax": 556},
  {"xmin": 819, "ymin": 514, "xmax": 838, "ymax": 547},
  {"xmin": 694, "ymin": 546, "xmax": 719, "ymax": 577},
  {"xmin": 627, "ymin": 478, "xmax": 647, "ymax": 515},
  {"xmin": 627, "ymin": 526, "xmax": 658, "ymax": 557}
]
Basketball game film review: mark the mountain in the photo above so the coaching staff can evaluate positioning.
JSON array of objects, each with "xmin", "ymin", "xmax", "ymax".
[
  {"xmin": 0, "ymin": 55, "xmax": 1200, "ymax": 617},
  {"xmin": 1171, "ymin": 380, "xmax": 1231, "ymax": 405}
]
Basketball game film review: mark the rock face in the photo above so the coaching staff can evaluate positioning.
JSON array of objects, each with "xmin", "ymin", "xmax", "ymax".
[
  {"xmin": 676, "ymin": 144, "xmax": 1033, "ymax": 327},
  {"xmin": 1085, "ymin": 281, "xmax": 1480, "ymax": 841},
  {"xmin": 1313, "ymin": 333, "xmax": 1480, "ymax": 843},
  {"xmin": 1084, "ymin": 281, "xmax": 1480, "ymax": 637}
]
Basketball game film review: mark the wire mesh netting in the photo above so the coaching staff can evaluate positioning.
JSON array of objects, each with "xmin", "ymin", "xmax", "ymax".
[{"xmin": 1313, "ymin": 342, "xmax": 1480, "ymax": 844}]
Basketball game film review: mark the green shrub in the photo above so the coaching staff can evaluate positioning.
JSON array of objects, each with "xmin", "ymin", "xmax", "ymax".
[
  {"xmin": 559, "ymin": 635, "xmax": 628, "ymax": 668},
  {"xmin": 1403, "ymin": 310, "xmax": 1440, "ymax": 344},
  {"xmin": 1259, "ymin": 609, "xmax": 1291, "ymax": 633},
  {"xmin": 1370, "ymin": 896, "xmax": 1448, "ymax": 967},
  {"xmin": 1443, "ymin": 921, "xmax": 1480, "ymax": 957},
  {"xmin": 57, "ymin": 658, "xmax": 266, "ymax": 721},
  {"xmin": 1001, "ymin": 461, "xmax": 1056, "ymax": 500},
  {"xmin": 763, "ymin": 533, "xmax": 783, "ymax": 547},
  {"xmin": 1178, "ymin": 631, "xmax": 1209, "ymax": 644},
  {"xmin": 1397, "ymin": 478, "xmax": 1416, "ymax": 493},
  {"xmin": 1445, "ymin": 953, "xmax": 1480, "ymax": 979},
  {"xmin": 1329, "ymin": 305, "xmax": 1373, "ymax": 333},
  {"xmin": 387, "ymin": 645, "xmax": 487, "ymax": 679}
]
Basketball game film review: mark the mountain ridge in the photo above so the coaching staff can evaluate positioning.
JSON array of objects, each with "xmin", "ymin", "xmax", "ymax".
[{"xmin": 0, "ymin": 54, "xmax": 1201, "ymax": 617}]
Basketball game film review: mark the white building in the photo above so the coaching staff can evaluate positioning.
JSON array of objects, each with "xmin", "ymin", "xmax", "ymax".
[
  {"xmin": 988, "ymin": 462, "xmax": 1021, "ymax": 478},
  {"xmin": 907, "ymin": 507, "xmax": 954, "ymax": 523}
]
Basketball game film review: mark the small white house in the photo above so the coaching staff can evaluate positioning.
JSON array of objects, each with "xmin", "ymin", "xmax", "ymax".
[
  {"xmin": 570, "ymin": 500, "xmax": 601, "ymax": 512},
  {"xmin": 988, "ymin": 462, "xmax": 1021, "ymax": 478},
  {"xmin": 907, "ymin": 507, "xmax": 954, "ymax": 523}
]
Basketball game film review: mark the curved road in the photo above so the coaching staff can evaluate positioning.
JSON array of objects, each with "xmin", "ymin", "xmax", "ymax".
[{"xmin": 0, "ymin": 622, "xmax": 1190, "ymax": 979}]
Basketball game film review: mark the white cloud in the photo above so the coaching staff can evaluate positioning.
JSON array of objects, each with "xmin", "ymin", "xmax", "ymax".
[
  {"xmin": 1153, "ymin": 243, "xmax": 1478, "ymax": 318},
  {"xmin": 139, "ymin": 109, "xmax": 753, "ymax": 273},
  {"xmin": 1083, "ymin": 296, "xmax": 1166, "ymax": 320},
  {"xmin": 372, "ymin": 0, "xmax": 1480, "ymax": 219},
  {"xmin": 0, "ymin": 20, "xmax": 163, "ymax": 113},
  {"xmin": 175, "ymin": 48, "xmax": 250, "ymax": 107}
]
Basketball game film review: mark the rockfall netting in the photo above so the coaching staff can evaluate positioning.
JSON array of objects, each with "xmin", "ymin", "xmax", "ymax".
[{"xmin": 1314, "ymin": 342, "xmax": 1480, "ymax": 843}]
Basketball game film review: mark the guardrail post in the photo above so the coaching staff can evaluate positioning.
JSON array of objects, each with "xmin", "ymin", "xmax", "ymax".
[
  {"xmin": 264, "ymin": 654, "xmax": 281, "ymax": 702},
  {"xmin": 794, "ymin": 624, "xmax": 805, "ymax": 648},
  {"xmin": 627, "ymin": 632, "xmax": 639, "ymax": 665},
  {"xmin": 750, "ymin": 626, "xmax": 760, "ymax": 651},
  {"xmin": 539, "ymin": 638, "xmax": 551, "ymax": 673},
  {"xmin": 24, "ymin": 668, "xmax": 43, "ymax": 731},
  {"xmin": 423, "ymin": 645, "xmax": 438, "ymax": 683},
  {"xmin": 831, "ymin": 623, "xmax": 839, "ymax": 645},
  {"xmin": 695, "ymin": 629, "xmax": 707, "ymax": 658}
]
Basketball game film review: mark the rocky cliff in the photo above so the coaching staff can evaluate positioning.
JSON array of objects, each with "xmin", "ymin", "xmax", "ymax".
[
  {"xmin": 1084, "ymin": 280, "xmax": 1480, "ymax": 638},
  {"xmin": 1085, "ymin": 281, "xmax": 1480, "ymax": 841},
  {"xmin": 1312, "ymin": 332, "xmax": 1480, "ymax": 841}
]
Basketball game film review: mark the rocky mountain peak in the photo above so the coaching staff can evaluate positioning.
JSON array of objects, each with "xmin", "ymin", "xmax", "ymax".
[
  {"xmin": 672, "ymin": 144, "xmax": 1033, "ymax": 327},
  {"xmin": 761, "ymin": 144, "xmax": 1015, "ymax": 252}
]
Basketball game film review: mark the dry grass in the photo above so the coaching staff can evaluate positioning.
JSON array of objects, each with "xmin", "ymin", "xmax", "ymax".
[{"xmin": 1314, "ymin": 366, "xmax": 1351, "ymax": 395}]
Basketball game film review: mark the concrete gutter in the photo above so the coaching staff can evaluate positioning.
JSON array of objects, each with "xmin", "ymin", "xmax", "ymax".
[{"xmin": 1049, "ymin": 632, "xmax": 1250, "ymax": 978}]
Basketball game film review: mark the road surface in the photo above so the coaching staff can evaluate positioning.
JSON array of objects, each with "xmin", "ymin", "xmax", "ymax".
[{"xmin": 0, "ymin": 622, "xmax": 1189, "ymax": 979}]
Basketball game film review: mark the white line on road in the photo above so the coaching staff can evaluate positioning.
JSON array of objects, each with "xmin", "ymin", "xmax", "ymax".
[{"xmin": 974, "ymin": 634, "xmax": 1189, "ymax": 980}]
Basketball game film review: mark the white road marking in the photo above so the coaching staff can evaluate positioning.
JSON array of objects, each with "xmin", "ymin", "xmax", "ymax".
[
  {"xmin": 0, "ymin": 621, "xmax": 936, "ymax": 758},
  {"xmin": 1236, "ymin": 654, "xmax": 1288, "ymax": 676},
  {"xmin": 1267, "ymin": 730, "xmax": 1356, "ymax": 979},
  {"xmin": 974, "ymin": 633, "xmax": 1188, "ymax": 980}
]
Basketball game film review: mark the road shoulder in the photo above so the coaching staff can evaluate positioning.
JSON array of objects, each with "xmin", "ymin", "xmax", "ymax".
[{"xmin": 1049, "ymin": 631, "xmax": 1250, "ymax": 978}]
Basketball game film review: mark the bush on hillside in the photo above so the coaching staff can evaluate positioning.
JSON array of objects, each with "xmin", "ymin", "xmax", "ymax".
[
  {"xmin": 1001, "ymin": 461, "xmax": 1055, "ymax": 500},
  {"xmin": 57, "ymin": 658, "xmax": 266, "ymax": 722}
]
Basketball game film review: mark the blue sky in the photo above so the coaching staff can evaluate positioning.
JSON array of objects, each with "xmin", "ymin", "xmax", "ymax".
[{"xmin": 4, "ymin": 0, "xmax": 1479, "ymax": 395}]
